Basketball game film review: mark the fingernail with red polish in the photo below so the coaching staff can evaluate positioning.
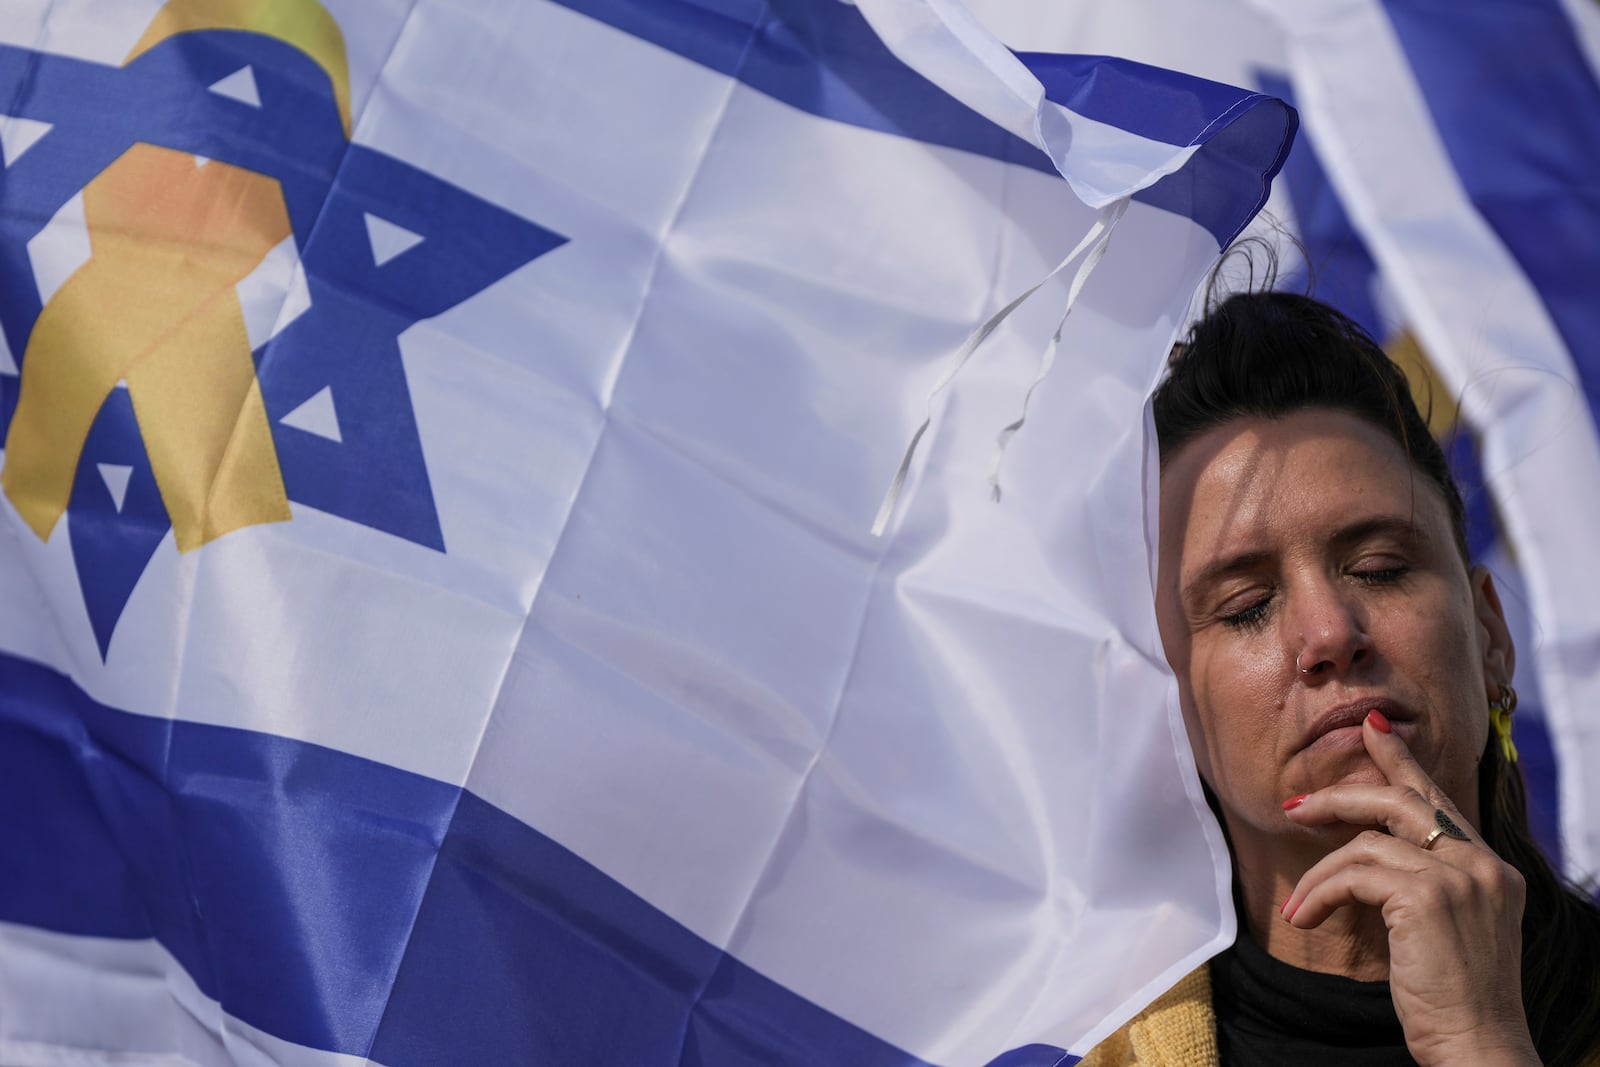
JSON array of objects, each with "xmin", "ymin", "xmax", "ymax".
[
  {"xmin": 1366, "ymin": 708, "xmax": 1392, "ymax": 733},
  {"xmin": 1282, "ymin": 793, "xmax": 1308, "ymax": 810}
]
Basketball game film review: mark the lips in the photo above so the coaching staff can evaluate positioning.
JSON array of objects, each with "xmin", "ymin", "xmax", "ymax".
[{"xmin": 1300, "ymin": 698, "xmax": 1411, "ymax": 752}]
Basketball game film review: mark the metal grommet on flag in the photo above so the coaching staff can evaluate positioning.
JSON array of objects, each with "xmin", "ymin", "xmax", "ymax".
[{"xmin": 871, "ymin": 196, "xmax": 1130, "ymax": 535}]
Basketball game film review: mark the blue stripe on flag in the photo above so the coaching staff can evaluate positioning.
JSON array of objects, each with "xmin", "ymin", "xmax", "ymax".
[
  {"xmin": 986, "ymin": 1045, "xmax": 1082, "ymax": 1066},
  {"xmin": 0, "ymin": 652, "xmax": 455, "ymax": 1053},
  {"xmin": 1256, "ymin": 65, "xmax": 1562, "ymax": 864},
  {"xmin": 1254, "ymin": 71, "xmax": 1387, "ymax": 339},
  {"xmin": 0, "ymin": 650, "xmax": 953, "ymax": 1065},
  {"xmin": 1023, "ymin": 52, "xmax": 1273, "ymax": 149},
  {"xmin": 1380, "ymin": 0, "xmax": 1600, "ymax": 404},
  {"xmin": 1517, "ymin": 711, "xmax": 1565, "ymax": 873},
  {"xmin": 550, "ymin": 0, "xmax": 1293, "ymax": 247},
  {"xmin": 1257, "ymin": 69, "xmax": 1500, "ymax": 559},
  {"xmin": 369, "ymin": 790, "xmax": 934, "ymax": 1066},
  {"xmin": 1116, "ymin": 84, "xmax": 1295, "ymax": 251},
  {"xmin": 1380, "ymin": 0, "xmax": 1599, "ymax": 872}
]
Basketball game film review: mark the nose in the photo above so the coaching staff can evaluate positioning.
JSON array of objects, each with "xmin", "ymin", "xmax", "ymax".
[{"xmin": 1291, "ymin": 577, "xmax": 1373, "ymax": 680}]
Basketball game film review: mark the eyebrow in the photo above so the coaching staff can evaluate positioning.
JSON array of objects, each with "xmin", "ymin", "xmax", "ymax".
[
  {"xmin": 1327, "ymin": 515, "xmax": 1426, "ymax": 553},
  {"xmin": 1181, "ymin": 515, "xmax": 1426, "ymax": 604}
]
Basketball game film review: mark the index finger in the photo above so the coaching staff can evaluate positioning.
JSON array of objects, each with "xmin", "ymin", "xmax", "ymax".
[
  {"xmin": 1362, "ymin": 708, "xmax": 1450, "ymax": 806},
  {"xmin": 1284, "ymin": 781, "xmax": 1474, "ymax": 847}
]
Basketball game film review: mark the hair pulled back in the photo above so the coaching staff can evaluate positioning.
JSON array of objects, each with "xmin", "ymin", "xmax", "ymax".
[
  {"xmin": 1153, "ymin": 288, "xmax": 1600, "ymax": 1067},
  {"xmin": 1155, "ymin": 290, "xmax": 1467, "ymax": 561}
]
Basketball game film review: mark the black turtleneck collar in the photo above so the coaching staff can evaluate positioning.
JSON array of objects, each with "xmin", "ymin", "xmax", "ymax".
[{"xmin": 1209, "ymin": 925, "xmax": 1417, "ymax": 1066}]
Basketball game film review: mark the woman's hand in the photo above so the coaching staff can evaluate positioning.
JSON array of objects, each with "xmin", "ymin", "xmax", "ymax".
[{"xmin": 1280, "ymin": 710, "xmax": 1540, "ymax": 1066}]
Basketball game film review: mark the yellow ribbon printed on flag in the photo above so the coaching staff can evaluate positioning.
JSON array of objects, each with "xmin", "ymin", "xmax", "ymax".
[
  {"xmin": 128, "ymin": 0, "xmax": 352, "ymax": 138},
  {"xmin": 2, "ymin": 146, "xmax": 294, "ymax": 552},
  {"xmin": 0, "ymin": 0, "xmax": 352, "ymax": 553}
]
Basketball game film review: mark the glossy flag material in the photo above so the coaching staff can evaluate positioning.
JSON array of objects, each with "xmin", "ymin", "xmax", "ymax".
[
  {"xmin": 964, "ymin": 0, "xmax": 1600, "ymax": 885},
  {"xmin": 0, "ymin": 0, "xmax": 1292, "ymax": 1063},
  {"xmin": 1268, "ymin": 0, "xmax": 1600, "ymax": 885}
]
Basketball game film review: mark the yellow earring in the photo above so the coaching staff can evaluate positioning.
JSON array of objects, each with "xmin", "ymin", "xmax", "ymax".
[{"xmin": 1489, "ymin": 684, "xmax": 1519, "ymax": 764}]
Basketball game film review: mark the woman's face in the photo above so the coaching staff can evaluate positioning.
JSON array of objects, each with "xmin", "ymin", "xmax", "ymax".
[{"xmin": 1155, "ymin": 408, "xmax": 1513, "ymax": 839}]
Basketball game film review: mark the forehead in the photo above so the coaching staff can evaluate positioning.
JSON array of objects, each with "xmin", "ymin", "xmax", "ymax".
[{"xmin": 1159, "ymin": 410, "xmax": 1449, "ymax": 566}]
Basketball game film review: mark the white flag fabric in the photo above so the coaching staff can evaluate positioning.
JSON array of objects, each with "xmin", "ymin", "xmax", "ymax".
[
  {"xmin": 0, "ymin": 1, "xmax": 1294, "ymax": 1063},
  {"xmin": 963, "ymin": 0, "xmax": 1600, "ymax": 886}
]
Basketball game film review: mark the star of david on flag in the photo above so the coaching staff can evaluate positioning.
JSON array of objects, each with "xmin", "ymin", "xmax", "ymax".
[{"xmin": 0, "ymin": 11, "xmax": 566, "ymax": 655}]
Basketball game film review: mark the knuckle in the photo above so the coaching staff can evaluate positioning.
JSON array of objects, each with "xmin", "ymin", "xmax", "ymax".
[
  {"xmin": 1466, "ymin": 848, "xmax": 1503, "ymax": 877},
  {"xmin": 1486, "ymin": 860, "xmax": 1525, "ymax": 899},
  {"xmin": 1415, "ymin": 788, "xmax": 1450, "ymax": 814},
  {"xmin": 1356, "ymin": 829, "xmax": 1387, "ymax": 851},
  {"xmin": 1507, "ymin": 869, "xmax": 1528, "ymax": 911},
  {"xmin": 1506, "ymin": 863, "xmax": 1527, "ymax": 894}
]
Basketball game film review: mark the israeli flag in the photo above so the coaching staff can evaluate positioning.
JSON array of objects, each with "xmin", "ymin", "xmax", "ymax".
[
  {"xmin": 1269, "ymin": 0, "xmax": 1600, "ymax": 887},
  {"xmin": 0, "ymin": 0, "xmax": 1293, "ymax": 1063},
  {"xmin": 979, "ymin": 0, "xmax": 1600, "ymax": 886}
]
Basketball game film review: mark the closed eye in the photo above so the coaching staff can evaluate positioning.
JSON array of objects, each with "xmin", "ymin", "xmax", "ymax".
[
  {"xmin": 1220, "ymin": 596, "xmax": 1272, "ymax": 630},
  {"xmin": 1351, "ymin": 565, "xmax": 1408, "ymax": 586}
]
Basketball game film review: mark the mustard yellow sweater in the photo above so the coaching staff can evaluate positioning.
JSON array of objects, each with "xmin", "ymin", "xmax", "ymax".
[
  {"xmin": 1076, "ymin": 967, "xmax": 1218, "ymax": 1067},
  {"xmin": 1075, "ymin": 965, "xmax": 1600, "ymax": 1067}
]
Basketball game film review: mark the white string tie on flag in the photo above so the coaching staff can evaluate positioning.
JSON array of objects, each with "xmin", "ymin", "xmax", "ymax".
[{"xmin": 871, "ymin": 196, "xmax": 1129, "ymax": 536}]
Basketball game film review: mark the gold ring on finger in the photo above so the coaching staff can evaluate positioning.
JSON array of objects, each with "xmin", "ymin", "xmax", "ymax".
[{"xmin": 1420, "ymin": 808, "xmax": 1469, "ymax": 851}]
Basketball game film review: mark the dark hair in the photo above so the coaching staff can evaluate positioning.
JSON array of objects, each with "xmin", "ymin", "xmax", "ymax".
[
  {"xmin": 1155, "ymin": 290, "xmax": 1468, "ymax": 561},
  {"xmin": 1155, "ymin": 289, "xmax": 1600, "ymax": 1067}
]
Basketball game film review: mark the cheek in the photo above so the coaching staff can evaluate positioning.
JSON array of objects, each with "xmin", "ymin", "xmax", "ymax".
[
  {"xmin": 1391, "ymin": 586, "xmax": 1483, "ymax": 695},
  {"xmin": 1186, "ymin": 637, "xmax": 1284, "ymax": 784},
  {"xmin": 1418, "ymin": 615, "xmax": 1492, "ymax": 796},
  {"xmin": 1369, "ymin": 587, "xmax": 1492, "ymax": 791}
]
